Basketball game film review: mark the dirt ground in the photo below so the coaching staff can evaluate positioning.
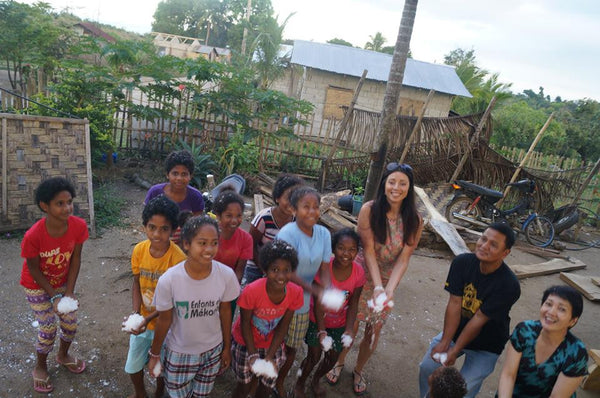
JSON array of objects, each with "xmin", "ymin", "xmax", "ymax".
[{"xmin": 1, "ymin": 173, "xmax": 599, "ymax": 398}]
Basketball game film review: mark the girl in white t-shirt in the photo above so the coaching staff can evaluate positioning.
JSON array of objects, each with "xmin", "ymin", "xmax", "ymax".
[{"xmin": 148, "ymin": 216, "xmax": 240, "ymax": 397}]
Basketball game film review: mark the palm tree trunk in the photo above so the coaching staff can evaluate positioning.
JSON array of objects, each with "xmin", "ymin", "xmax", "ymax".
[{"xmin": 364, "ymin": 0, "xmax": 419, "ymax": 201}]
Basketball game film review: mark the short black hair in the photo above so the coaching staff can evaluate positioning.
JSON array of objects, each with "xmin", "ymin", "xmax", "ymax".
[
  {"xmin": 332, "ymin": 227, "xmax": 360, "ymax": 251},
  {"xmin": 272, "ymin": 174, "xmax": 304, "ymax": 203},
  {"xmin": 181, "ymin": 215, "xmax": 219, "ymax": 244},
  {"xmin": 165, "ymin": 150, "xmax": 194, "ymax": 175},
  {"xmin": 35, "ymin": 177, "xmax": 76, "ymax": 211},
  {"xmin": 542, "ymin": 285, "xmax": 584, "ymax": 320},
  {"xmin": 142, "ymin": 196, "xmax": 180, "ymax": 229},
  {"xmin": 289, "ymin": 186, "xmax": 320, "ymax": 209},
  {"xmin": 259, "ymin": 239, "xmax": 299, "ymax": 274},
  {"xmin": 178, "ymin": 210, "xmax": 193, "ymax": 230},
  {"xmin": 212, "ymin": 186, "xmax": 245, "ymax": 216},
  {"xmin": 487, "ymin": 222, "xmax": 516, "ymax": 249},
  {"xmin": 430, "ymin": 367, "xmax": 467, "ymax": 398}
]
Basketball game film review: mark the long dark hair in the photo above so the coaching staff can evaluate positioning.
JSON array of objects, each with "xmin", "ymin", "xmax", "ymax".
[{"xmin": 369, "ymin": 163, "xmax": 420, "ymax": 245}]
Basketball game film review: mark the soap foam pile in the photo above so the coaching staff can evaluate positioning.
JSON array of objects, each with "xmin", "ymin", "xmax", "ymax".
[
  {"xmin": 57, "ymin": 297, "xmax": 79, "ymax": 314},
  {"xmin": 341, "ymin": 333, "xmax": 353, "ymax": 348},
  {"xmin": 151, "ymin": 361, "xmax": 162, "ymax": 378},
  {"xmin": 321, "ymin": 289, "xmax": 346, "ymax": 311},
  {"xmin": 122, "ymin": 313, "xmax": 146, "ymax": 332},
  {"xmin": 433, "ymin": 352, "xmax": 448, "ymax": 366},
  {"xmin": 251, "ymin": 359, "xmax": 278, "ymax": 378},
  {"xmin": 321, "ymin": 335, "xmax": 333, "ymax": 352},
  {"xmin": 367, "ymin": 293, "xmax": 394, "ymax": 313}
]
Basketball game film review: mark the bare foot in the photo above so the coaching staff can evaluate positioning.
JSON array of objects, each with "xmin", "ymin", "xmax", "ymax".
[{"xmin": 311, "ymin": 379, "xmax": 326, "ymax": 398}]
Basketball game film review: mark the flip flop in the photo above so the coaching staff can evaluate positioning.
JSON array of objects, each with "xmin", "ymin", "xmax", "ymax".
[
  {"xmin": 352, "ymin": 370, "xmax": 367, "ymax": 396},
  {"xmin": 326, "ymin": 363, "xmax": 344, "ymax": 385},
  {"xmin": 56, "ymin": 356, "xmax": 86, "ymax": 374},
  {"xmin": 32, "ymin": 370, "xmax": 54, "ymax": 393}
]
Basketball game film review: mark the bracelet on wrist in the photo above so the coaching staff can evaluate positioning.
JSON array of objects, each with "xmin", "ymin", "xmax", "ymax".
[
  {"xmin": 317, "ymin": 330, "xmax": 328, "ymax": 338},
  {"xmin": 374, "ymin": 285, "xmax": 384, "ymax": 292},
  {"xmin": 148, "ymin": 350, "xmax": 160, "ymax": 358},
  {"xmin": 50, "ymin": 293, "xmax": 63, "ymax": 304},
  {"xmin": 247, "ymin": 353, "xmax": 259, "ymax": 360}
]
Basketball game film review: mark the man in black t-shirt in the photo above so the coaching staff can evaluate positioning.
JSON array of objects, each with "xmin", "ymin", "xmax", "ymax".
[{"xmin": 418, "ymin": 223, "xmax": 520, "ymax": 398}]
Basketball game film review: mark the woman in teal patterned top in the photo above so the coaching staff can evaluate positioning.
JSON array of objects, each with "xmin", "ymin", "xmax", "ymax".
[{"xmin": 497, "ymin": 285, "xmax": 588, "ymax": 398}]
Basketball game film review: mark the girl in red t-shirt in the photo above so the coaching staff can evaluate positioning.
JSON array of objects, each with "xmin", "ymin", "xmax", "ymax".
[
  {"xmin": 20, "ymin": 177, "xmax": 89, "ymax": 393},
  {"xmin": 231, "ymin": 240, "xmax": 303, "ymax": 398}
]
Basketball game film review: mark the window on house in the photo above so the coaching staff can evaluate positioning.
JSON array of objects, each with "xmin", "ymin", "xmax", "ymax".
[{"xmin": 323, "ymin": 86, "xmax": 353, "ymax": 119}]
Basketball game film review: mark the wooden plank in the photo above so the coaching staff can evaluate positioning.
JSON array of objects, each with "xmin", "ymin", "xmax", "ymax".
[
  {"xmin": 319, "ymin": 211, "xmax": 349, "ymax": 232},
  {"xmin": 329, "ymin": 206, "xmax": 357, "ymax": 224},
  {"xmin": 592, "ymin": 277, "xmax": 600, "ymax": 287},
  {"xmin": 414, "ymin": 187, "xmax": 471, "ymax": 256},
  {"xmin": 582, "ymin": 363, "xmax": 600, "ymax": 391},
  {"xmin": 559, "ymin": 272, "xmax": 600, "ymax": 301},
  {"xmin": 509, "ymin": 258, "xmax": 586, "ymax": 279},
  {"xmin": 253, "ymin": 194, "xmax": 265, "ymax": 216},
  {"xmin": 590, "ymin": 349, "xmax": 600, "ymax": 365}
]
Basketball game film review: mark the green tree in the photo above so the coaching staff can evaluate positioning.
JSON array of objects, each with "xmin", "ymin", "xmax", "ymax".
[
  {"xmin": 327, "ymin": 38, "xmax": 354, "ymax": 47},
  {"xmin": 444, "ymin": 48, "xmax": 512, "ymax": 114},
  {"xmin": 0, "ymin": 1, "xmax": 71, "ymax": 95},
  {"xmin": 364, "ymin": 32, "xmax": 386, "ymax": 52},
  {"xmin": 247, "ymin": 13, "xmax": 293, "ymax": 88},
  {"xmin": 492, "ymin": 99, "xmax": 566, "ymax": 155},
  {"xmin": 559, "ymin": 99, "xmax": 600, "ymax": 162},
  {"xmin": 151, "ymin": 0, "xmax": 273, "ymax": 48}
]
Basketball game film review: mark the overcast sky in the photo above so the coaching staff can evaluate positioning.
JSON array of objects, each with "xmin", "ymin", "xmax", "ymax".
[{"xmin": 21, "ymin": 0, "xmax": 600, "ymax": 101}]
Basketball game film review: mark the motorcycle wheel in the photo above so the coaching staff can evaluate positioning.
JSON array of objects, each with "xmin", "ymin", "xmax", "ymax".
[
  {"xmin": 525, "ymin": 216, "xmax": 555, "ymax": 247},
  {"xmin": 553, "ymin": 209, "xmax": 579, "ymax": 235},
  {"xmin": 445, "ymin": 196, "xmax": 482, "ymax": 228}
]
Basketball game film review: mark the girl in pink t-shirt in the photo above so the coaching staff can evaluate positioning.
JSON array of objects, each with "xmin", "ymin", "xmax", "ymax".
[
  {"xmin": 231, "ymin": 240, "xmax": 303, "ymax": 398},
  {"xmin": 293, "ymin": 228, "xmax": 365, "ymax": 398}
]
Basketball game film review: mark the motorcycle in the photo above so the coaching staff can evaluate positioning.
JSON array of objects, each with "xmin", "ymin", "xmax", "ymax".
[
  {"xmin": 445, "ymin": 179, "xmax": 555, "ymax": 247},
  {"xmin": 202, "ymin": 173, "xmax": 246, "ymax": 213}
]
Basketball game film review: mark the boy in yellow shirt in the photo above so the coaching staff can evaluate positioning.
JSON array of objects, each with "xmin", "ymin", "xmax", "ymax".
[{"xmin": 124, "ymin": 196, "xmax": 187, "ymax": 398}]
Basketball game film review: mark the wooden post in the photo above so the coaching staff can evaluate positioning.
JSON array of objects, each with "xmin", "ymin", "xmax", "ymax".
[
  {"xmin": 497, "ymin": 113, "xmax": 554, "ymax": 204},
  {"xmin": 399, "ymin": 89, "xmax": 434, "ymax": 163},
  {"xmin": 320, "ymin": 69, "xmax": 368, "ymax": 191},
  {"xmin": 449, "ymin": 96, "xmax": 497, "ymax": 182},
  {"xmin": 84, "ymin": 120, "xmax": 96, "ymax": 238},
  {"xmin": 1, "ymin": 117, "xmax": 7, "ymax": 219},
  {"xmin": 570, "ymin": 157, "xmax": 600, "ymax": 206}
]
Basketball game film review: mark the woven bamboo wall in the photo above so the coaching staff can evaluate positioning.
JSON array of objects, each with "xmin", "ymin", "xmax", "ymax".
[{"xmin": 0, "ymin": 114, "xmax": 94, "ymax": 234}]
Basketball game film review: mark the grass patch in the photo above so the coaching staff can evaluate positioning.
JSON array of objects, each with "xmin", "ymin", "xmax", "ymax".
[{"xmin": 94, "ymin": 184, "xmax": 126, "ymax": 231}]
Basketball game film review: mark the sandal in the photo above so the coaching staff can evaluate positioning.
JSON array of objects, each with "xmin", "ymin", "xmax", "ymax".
[
  {"xmin": 352, "ymin": 369, "xmax": 367, "ymax": 396},
  {"xmin": 32, "ymin": 370, "xmax": 54, "ymax": 393},
  {"xmin": 56, "ymin": 356, "xmax": 86, "ymax": 374},
  {"xmin": 326, "ymin": 363, "xmax": 344, "ymax": 385}
]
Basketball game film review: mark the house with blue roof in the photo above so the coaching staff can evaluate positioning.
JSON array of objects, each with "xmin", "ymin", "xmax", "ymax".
[{"xmin": 271, "ymin": 40, "xmax": 471, "ymax": 128}]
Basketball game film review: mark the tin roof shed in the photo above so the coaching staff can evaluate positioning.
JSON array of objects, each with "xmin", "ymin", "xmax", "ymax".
[{"xmin": 290, "ymin": 40, "xmax": 471, "ymax": 98}]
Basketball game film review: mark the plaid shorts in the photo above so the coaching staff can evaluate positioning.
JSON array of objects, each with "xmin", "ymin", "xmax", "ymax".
[
  {"xmin": 163, "ymin": 343, "xmax": 223, "ymax": 397},
  {"xmin": 231, "ymin": 339, "xmax": 285, "ymax": 389},
  {"xmin": 304, "ymin": 321, "xmax": 346, "ymax": 353},
  {"xmin": 285, "ymin": 312, "xmax": 310, "ymax": 349}
]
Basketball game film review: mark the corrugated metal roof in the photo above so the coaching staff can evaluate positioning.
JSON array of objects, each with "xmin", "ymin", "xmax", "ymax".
[{"xmin": 290, "ymin": 40, "xmax": 472, "ymax": 98}]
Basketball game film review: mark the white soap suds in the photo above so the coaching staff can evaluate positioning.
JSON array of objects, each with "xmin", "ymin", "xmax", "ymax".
[
  {"xmin": 367, "ymin": 293, "xmax": 394, "ymax": 313},
  {"xmin": 341, "ymin": 333, "xmax": 353, "ymax": 348},
  {"xmin": 321, "ymin": 335, "xmax": 333, "ymax": 352},
  {"xmin": 251, "ymin": 359, "xmax": 278, "ymax": 378},
  {"xmin": 122, "ymin": 313, "xmax": 146, "ymax": 332},
  {"xmin": 321, "ymin": 289, "xmax": 346, "ymax": 311},
  {"xmin": 433, "ymin": 352, "xmax": 448, "ymax": 365},
  {"xmin": 151, "ymin": 361, "xmax": 162, "ymax": 377},
  {"xmin": 57, "ymin": 297, "xmax": 79, "ymax": 313}
]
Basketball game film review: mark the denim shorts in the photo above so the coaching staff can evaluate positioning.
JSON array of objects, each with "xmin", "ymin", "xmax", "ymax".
[{"xmin": 124, "ymin": 329, "xmax": 155, "ymax": 374}]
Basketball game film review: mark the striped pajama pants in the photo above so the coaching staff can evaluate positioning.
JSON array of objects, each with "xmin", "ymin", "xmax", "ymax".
[{"xmin": 24, "ymin": 287, "xmax": 77, "ymax": 354}]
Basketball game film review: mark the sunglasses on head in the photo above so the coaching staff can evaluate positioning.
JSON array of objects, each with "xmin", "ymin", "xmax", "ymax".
[{"xmin": 386, "ymin": 162, "xmax": 413, "ymax": 173}]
